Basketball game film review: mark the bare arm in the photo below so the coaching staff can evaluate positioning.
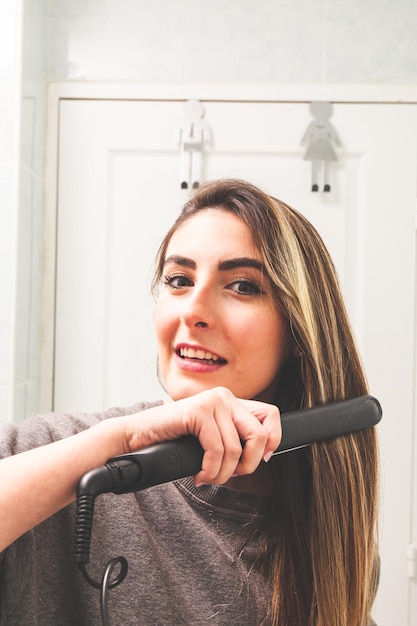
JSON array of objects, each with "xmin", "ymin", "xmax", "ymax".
[
  {"xmin": 0, "ymin": 418, "xmax": 124, "ymax": 552},
  {"xmin": 0, "ymin": 387, "xmax": 281, "ymax": 552}
]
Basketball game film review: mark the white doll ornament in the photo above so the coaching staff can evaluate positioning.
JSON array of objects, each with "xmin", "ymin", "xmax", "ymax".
[
  {"xmin": 175, "ymin": 100, "xmax": 212, "ymax": 190},
  {"xmin": 301, "ymin": 101, "xmax": 342, "ymax": 192}
]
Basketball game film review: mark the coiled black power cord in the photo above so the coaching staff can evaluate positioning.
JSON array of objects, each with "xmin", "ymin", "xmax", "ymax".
[
  {"xmin": 74, "ymin": 472, "xmax": 134, "ymax": 626},
  {"xmin": 79, "ymin": 558, "xmax": 128, "ymax": 626},
  {"xmin": 74, "ymin": 437, "xmax": 207, "ymax": 624}
]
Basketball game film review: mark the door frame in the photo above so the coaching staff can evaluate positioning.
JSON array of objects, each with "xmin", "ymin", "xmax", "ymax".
[
  {"xmin": 43, "ymin": 83, "xmax": 417, "ymax": 622},
  {"xmin": 42, "ymin": 81, "xmax": 417, "ymax": 412}
]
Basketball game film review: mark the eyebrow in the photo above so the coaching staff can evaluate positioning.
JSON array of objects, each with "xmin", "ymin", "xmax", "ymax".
[{"xmin": 164, "ymin": 255, "xmax": 264, "ymax": 272}]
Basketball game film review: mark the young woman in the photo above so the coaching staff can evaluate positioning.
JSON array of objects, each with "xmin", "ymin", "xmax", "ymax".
[{"xmin": 0, "ymin": 179, "xmax": 379, "ymax": 625}]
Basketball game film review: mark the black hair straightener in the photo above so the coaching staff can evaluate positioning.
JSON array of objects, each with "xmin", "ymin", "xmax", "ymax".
[
  {"xmin": 74, "ymin": 394, "xmax": 382, "ymax": 564},
  {"xmin": 73, "ymin": 394, "xmax": 381, "ymax": 625}
]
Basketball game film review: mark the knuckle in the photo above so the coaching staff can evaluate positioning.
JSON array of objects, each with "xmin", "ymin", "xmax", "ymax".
[
  {"xmin": 227, "ymin": 441, "xmax": 243, "ymax": 459},
  {"xmin": 212, "ymin": 386, "xmax": 234, "ymax": 402},
  {"xmin": 272, "ymin": 405, "xmax": 281, "ymax": 420},
  {"xmin": 211, "ymin": 441, "xmax": 225, "ymax": 457},
  {"xmin": 254, "ymin": 422, "xmax": 269, "ymax": 443},
  {"xmin": 239, "ymin": 457, "xmax": 259, "ymax": 474}
]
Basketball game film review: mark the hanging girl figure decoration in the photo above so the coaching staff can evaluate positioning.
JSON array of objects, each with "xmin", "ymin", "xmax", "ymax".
[
  {"xmin": 301, "ymin": 101, "xmax": 342, "ymax": 193},
  {"xmin": 175, "ymin": 99, "xmax": 212, "ymax": 190}
]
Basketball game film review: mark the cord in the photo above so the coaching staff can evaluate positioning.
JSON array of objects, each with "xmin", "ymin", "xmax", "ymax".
[
  {"xmin": 74, "ymin": 486, "xmax": 129, "ymax": 626},
  {"xmin": 79, "ymin": 557, "xmax": 128, "ymax": 626},
  {"xmin": 74, "ymin": 493, "xmax": 96, "ymax": 564}
]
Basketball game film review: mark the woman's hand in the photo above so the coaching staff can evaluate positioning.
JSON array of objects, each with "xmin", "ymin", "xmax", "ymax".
[
  {"xmin": 122, "ymin": 386, "xmax": 281, "ymax": 487},
  {"xmin": 0, "ymin": 388, "xmax": 280, "ymax": 550}
]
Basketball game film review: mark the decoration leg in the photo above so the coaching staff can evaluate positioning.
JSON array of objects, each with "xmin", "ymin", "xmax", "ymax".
[
  {"xmin": 311, "ymin": 160, "xmax": 319, "ymax": 192},
  {"xmin": 323, "ymin": 162, "xmax": 331, "ymax": 192},
  {"xmin": 180, "ymin": 149, "xmax": 191, "ymax": 189},
  {"xmin": 192, "ymin": 148, "xmax": 202, "ymax": 189}
]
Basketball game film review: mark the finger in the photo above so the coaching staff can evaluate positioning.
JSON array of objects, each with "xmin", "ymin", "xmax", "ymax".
[
  {"xmin": 234, "ymin": 401, "xmax": 281, "ymax": 473},
  {"xmin": 180, "ymin": 396, "xmax": 225, "ymax": 485},
  {"xmin": 195, "ymin": 426, "xmax": 242, "ymax": 486},
  {"xmin": 204, "ymin": 396, "xmax": 268, "ymax": 476},
  {"xmin": 179, "ymin": 389, "xmax": 238, "ymax": 485},
  {"xmin": 192, "ymin": 392, "xmax": 243, "ymax": 485},
  {"xmin": 177, "ymin": 389, "xmax": 281, "ymax": 485},
  {"xmin": 247, "ymin": 401, "xmax": 282, "ymax": 459},
  {"xmin": 233, "ymin": 421, "xmax": 267, "ymax": 475}
]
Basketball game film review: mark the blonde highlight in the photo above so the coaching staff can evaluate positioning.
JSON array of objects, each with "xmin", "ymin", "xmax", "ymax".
[{"xmin": 152, "ymin": 179, "xmax": 379, "ymax": 625}]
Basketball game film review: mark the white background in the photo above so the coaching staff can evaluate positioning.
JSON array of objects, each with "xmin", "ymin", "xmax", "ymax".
[{"xmin": 48, "ymin": 91, "xmax": 416, "ymax": 625}]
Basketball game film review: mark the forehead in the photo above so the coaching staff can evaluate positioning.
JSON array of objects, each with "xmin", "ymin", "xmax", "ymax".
[{"xmin": 166, "ymin": 209, "xmax": 260, "ymax": 259}]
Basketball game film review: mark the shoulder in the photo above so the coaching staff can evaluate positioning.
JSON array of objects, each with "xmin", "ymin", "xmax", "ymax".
[{"xmin": 0, "ymin": 400, "xmax": 163, "ymax": 457}]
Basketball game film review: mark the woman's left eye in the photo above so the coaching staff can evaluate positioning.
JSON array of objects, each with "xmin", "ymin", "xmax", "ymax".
[{"xmin": 228, "ymin": 279, "xmax": 263, "ymax": 295}]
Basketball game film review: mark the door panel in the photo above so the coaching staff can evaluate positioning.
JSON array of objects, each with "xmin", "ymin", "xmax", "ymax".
[{"xmin": 55, "ymin": 98, "xmax": 417, "ymax": 624}]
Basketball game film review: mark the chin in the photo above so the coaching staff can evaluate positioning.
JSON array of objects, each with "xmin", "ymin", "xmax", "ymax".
[
  {"xmin": 165, "ymin": 380, "xmax": 212, "ymax": 401},
  {"xmin": 167, "ymin": 379, "xmax": 245, "ymax": 401},
  {"xmin": 166, "ymin": 381, "xmax": 258, "ymax": 402},
  {"xmin": 164, "ymin": 371, "xmax": 277, "ymax": 402}
]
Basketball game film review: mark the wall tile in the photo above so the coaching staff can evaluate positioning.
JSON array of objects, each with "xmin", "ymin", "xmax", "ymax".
[
  {"xmin": 0, "ymin": 163, "xmax": 15, "ymax": 387},
  {"xmin": 28, "ymin": 177, "xmax": 43, "ymax": 380},
  {"xmin": 20, "ymin": 96, "xmax": 35, "ymax": 170},
  {"xmin": 14, "ymin": 171, "xmax": 43, "ymax": 382},
  {"xmin": 13, "ymin": 382, "xmax": 27, "ymax": 422},
  {"xmin": 47, "ymin": 0, "xmax": 324, "ymax": 82},
  {"xmin": 21, "ymin": 0, "xmax": 47, "ymax": 85},
  {"xmin": 25, "ymin": 378, "xmax": 39, "ymax": 418},
  {"xmin": 21, "ymin": 0, "xmax": 47, "ymax": 176},
  {"xmin": 0, "ymin": 1, "xmax": 21, "ymax": 161},
  {"xmin": 46, "ymin": 0, "xmax": 417, "ymax": 84},
  {"xmin": 14, "ymin": 167, "xmax": 33, "ymax": 384},
  {"xmin": 12, "ymin": 379, "xmax": 40, "ymax": 422},
  {"xmin": 8, "ymin": 0, "xmax": 48, "ymax": 421},
  {"xmin": 326, "ymin": 0, "xmax": 417, "ymax": 82},
  {"xmin": 0, "ymin": 385, "xmax": 11, "ymax": 424}
]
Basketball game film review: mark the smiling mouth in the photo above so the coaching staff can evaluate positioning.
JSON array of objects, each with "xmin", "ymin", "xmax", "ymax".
[{"xmin": 178, "ymin": 347, "xmax": 227, "ymax": 365}]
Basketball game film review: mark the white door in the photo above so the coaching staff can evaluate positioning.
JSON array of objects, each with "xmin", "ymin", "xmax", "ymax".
[{"xmin": 53, "ymin": 97, "xmax": 417, "ymax": 625}]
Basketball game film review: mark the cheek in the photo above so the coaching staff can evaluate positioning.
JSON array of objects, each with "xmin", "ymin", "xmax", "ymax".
[
  {"xmin": 245, "ymin": 311, "xmax": 288, "ymax": 369},
  {"xmin": 154, "ymin": 297, "xmax": 175, "ymax": 351}
]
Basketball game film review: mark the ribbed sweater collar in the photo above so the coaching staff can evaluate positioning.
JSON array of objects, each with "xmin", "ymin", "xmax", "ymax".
[{"xmin": 175, "ymin": 476, "xmax": 277, "ymax": 518}]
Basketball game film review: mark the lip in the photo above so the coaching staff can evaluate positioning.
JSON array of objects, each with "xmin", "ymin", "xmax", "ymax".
[
  {"xmin": 175, "ymin": 343, "xmax": 226, "ymax": 360},
  {"xmin": 174, "ymin": 343, "xmax": 227, "ymax": 372}
]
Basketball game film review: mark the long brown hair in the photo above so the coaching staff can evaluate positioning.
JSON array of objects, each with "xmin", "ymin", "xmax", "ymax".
[{"xmin": 152, "ymin": 179, "xmax": 379, "ymax": 625}]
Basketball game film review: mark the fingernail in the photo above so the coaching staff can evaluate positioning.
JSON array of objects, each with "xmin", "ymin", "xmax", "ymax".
[
  {"xmin": 263, "ymin": 451, "xmax": 273, "ymax": 463},
  {"xmin": 194, "ymin": 481, "xmax": 208, "ymax": 488}
]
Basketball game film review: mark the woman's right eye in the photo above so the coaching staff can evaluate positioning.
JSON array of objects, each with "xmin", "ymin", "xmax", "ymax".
[{"xmin": 163, "ymin": 273, "xmax": 193, "ymax": 289}]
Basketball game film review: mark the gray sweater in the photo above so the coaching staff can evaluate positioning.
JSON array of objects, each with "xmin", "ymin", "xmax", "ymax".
[{"xmin": 0, "ymin": 404, "xmax": 273, "ymax": 625}]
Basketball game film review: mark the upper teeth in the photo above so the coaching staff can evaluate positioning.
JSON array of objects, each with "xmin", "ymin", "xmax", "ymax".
[{"xmin": 179, "ymin": 347, "xmax": 219, "ymax": 361}]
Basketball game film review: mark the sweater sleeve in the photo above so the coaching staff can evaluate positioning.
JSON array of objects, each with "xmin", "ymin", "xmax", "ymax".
[{"xmin": 0, "ymin": 401, "xmax": 163, "ymax": 458}]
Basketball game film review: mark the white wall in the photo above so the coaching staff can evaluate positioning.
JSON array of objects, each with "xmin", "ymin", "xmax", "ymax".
[
  {"xmin": 0, "ymin": 0, "xmax": 23, "ymax": 422},
  {"xmin": 47, "ymin": 0, "xmax": 417, "ymax": 83},
  {"xmin": 14, "ymin": 0, "xmax": 48, "ymax": 421},
  {"xmin": 0, "ymin": 0, "xmax": 47, "ymax": 423},
  {"xmin": 2, "ymin": 0, "xmax": 417, "ymax": 421}
]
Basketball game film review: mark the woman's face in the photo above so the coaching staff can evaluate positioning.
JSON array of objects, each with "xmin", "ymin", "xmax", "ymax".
[{"xmin": 155, "ymin": 209, "xmax": 289, "ymax": 401}]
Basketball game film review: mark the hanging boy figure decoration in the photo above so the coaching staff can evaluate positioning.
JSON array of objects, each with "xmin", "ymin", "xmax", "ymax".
[
  {"xmin": 175, "ymin": 99, "xmax": 212, "ymax": 190},
  {"xmin": 301, "ymin": 101, "xmax": 342, "ymax": 192}
]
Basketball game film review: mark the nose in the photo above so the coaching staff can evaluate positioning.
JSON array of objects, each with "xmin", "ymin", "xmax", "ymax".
[{"xmin": 180, "ymin": 286, "xmax": 215, "ymax": 330}]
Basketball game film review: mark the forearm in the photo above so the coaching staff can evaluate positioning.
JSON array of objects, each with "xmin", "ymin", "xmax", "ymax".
[
  {"xmin": 0, "ymin": 417, "xmax": 125, "ymax": 552},
  {"xmin": 0, "ymin": 389, "xmax": 281, "ymax": 552}
]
